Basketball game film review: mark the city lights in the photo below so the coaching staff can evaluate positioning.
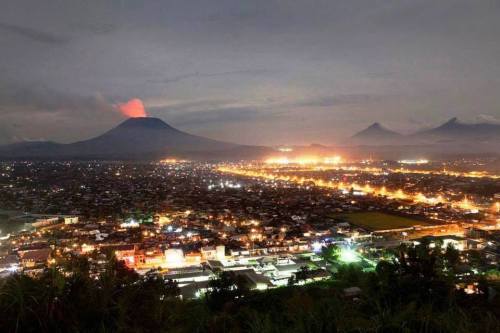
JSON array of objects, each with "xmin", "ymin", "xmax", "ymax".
[
  {"xmin": 2, "ymin": 1, "xmax": 500, "ymax": 329},
  {"xmin": 264, "ymin": 155, "xmax": 343, "ymax": 165},
  {"xmin": 398, "ymin": 159, "xmax": 429, "ymax": 165},
  {"xmin": 339, "ymin": 248, "xmax": 361, "ymax": 263},
  {"xmin": 218, "ymin": 164, "xmax": 482, "ymax": 212},
  {"xmin": 160, "ymin": 158, "xmax": 189, "ymax": 164}
]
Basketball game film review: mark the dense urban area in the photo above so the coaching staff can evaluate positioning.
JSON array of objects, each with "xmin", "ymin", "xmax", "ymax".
[{"xmin": 0, "ymin": 157, "xmax": 499, "ymax": 332}]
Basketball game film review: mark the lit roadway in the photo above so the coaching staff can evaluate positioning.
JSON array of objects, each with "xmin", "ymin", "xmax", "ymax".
[{"xmin": 218, "ymin": 161, "xmax": 500, "ymax": 214}]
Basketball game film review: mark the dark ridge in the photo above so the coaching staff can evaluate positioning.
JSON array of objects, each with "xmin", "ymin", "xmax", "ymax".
[{"xmin": 117, "ymin": 117, "xmax": 175, "ymax": 130}]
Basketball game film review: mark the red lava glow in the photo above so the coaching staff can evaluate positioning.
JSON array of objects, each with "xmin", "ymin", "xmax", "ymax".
[{"xmin": 117, "ymin": 98, "xmax": 147, "ymax": 118}]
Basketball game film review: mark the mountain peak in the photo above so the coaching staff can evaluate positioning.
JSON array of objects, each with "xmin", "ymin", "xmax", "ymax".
[
  {"xmin": 355, "ymin": 122, "xmax": 397, "ymax": 135},
  {"xmin": 0, "ymin": 115, "xmax": 244, "ymax": 159},
  {"xmin": 118, "ymin": 117, "xmax": 174, "ymax": 130},
  {"xmin": 351, "ymin": 122, "xmax": 402, "ymax": 145},
  {"xmin": 367, "ymin": 122, "xmax": 383, "ymax": 129},
  {"xmin": 444, "ymin": 117, "xmax": 459, "ymax": 125},
  {"xmin": 435, "ymin": 117, "xmax": 462, "ymax": 130}
]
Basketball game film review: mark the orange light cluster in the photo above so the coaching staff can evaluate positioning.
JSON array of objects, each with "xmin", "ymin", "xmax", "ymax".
[
  {"xmin": 391, "ymin": 168, "xmax": 500, "ymax": 180},
  {"xmin": 260, "ymin": 163, "xmax": 500, "ymax": 180},
  {"xmin": 264, "ymin": 155, "xmax": 343, "ymax": 165},
  {"xmin": 160, "ymin": 158, "xmax": 188, "ymax": 164},
  {"xmin": 218, "ymin": 166, "xmax": 480, "ymax": 212}
]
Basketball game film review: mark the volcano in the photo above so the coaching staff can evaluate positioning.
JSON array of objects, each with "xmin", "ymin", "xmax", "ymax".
[
  {"xmin": 0, "ymin": 117, "xmax": 270, "ymax": 160},
  {"xmin": 345, "ymin": 118, "xmax": 500, "ymax": 153},
  {"xmin": 70, "ymin": 117, "xmax": 238, "ymax": 156},
  {"xmin": 412, "ymin": 117, "xmax": 500, "ymax": 143},
  {"xmin": 350, "ymin": 122, "xmax": 404, "ymax": 145}
]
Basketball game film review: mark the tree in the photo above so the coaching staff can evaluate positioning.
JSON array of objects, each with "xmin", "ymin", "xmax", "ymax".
[
  {"xmin": 62, "ymin": 253, "xmax": 90, "ymax": 277},
  {"xmin": 320, "ymin": 244, "xmax": 339, "ymax": 265},
  {"xmin": 206, "ymin": 271, "xmax": 249, "ymax": 309},
  {"xmin": 444, "ymin": 243, "xmax": 460, "ymax": 272},
  {"xmin": 295, "ymin": 265, "xmax": 311, "ymax": 284},
  {"xmin": 0, "ymin": 247, "xmax": 498, "ymax": 332},
  {"xmin": 0, "ymin": 274, "xmax": 39, "ymax": 333}
]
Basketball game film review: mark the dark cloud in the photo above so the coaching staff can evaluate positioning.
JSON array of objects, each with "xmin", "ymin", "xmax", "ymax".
[
  {"xmin": 0, "ymin": 22, "xmax": 68, "ymax": 45},
  {"xmin": 0, "ymin": 82, "xmax": 124, "ymax": 144},
  {"xmin": 0, "ymin": 0, "xmax": 499, "ymax": 145},
  {"xmin": 69, "ymin": 22, "xmax": 116, "ymax": 35},
  {"xmin": 0, "ymin": 81, "xmax": 112, "ymax": 114},
  {"xmin": 170, "ymin": 107, "xmax": 263, "ymax": 126},
  {"xmin": 149, "ymin": 99, "xmax": 239, "ymax": 114},
  {"xmin": 476, "ymin": 114, "xmax": 500, "ymax": 124},
  {"xmin": 148, "ymin": 69, "xmax": 272, "ymax": 84},
  {"xmin": 294, "ymin": 94, "xmax": 391, "ymax": 108}
]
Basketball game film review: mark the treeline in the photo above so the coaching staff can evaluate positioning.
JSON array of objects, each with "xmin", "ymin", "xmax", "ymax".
[{"xmin": 0, "ymin": 242, "xmax": 499, "ymax": 333}]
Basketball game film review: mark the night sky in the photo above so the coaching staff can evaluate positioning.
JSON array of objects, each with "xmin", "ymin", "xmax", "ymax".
[{"xmin": 1, "ymin": 0, "xmax": 500, "ymax": 145}]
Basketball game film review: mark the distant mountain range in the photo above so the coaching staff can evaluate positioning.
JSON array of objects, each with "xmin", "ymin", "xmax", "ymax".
[
  {"xmin": 350, "ymin": 118, "xmax": 500, "ymax": 152},
  {"xmin": 1, "ymin": 116, "xmax": 499, "ymax": 160},
  {"xmin": 413, "ymin": 117, "xmax": 500, "ymax": 143},
  {"xmin": 0, "ymin": 117, "xmax": 271, "ymax": 160}
]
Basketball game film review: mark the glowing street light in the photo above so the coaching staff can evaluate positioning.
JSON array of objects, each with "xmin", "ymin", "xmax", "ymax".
[{"xmin": 339, "ymin": 248, "xmax": 361, "ymax": 263}]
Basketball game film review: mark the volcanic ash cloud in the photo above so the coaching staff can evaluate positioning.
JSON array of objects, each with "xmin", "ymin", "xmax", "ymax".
[{"xmin": 116, "ymin": 98, "xmax": 147, "ymax": 118}]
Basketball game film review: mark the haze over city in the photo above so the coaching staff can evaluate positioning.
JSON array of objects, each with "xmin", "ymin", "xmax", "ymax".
[{"xmin": 1, "ymin": 0, "xmax": 500, "ymax": 145}]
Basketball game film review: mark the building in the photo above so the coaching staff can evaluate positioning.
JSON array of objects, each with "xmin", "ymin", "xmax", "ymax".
[
  {"xmin": 201, "ymin": 245, "xmax": 225, "ymax": 261},
  {"xmin": 18, "ymin": 248, "xmax": 52, "ymax": 269}
]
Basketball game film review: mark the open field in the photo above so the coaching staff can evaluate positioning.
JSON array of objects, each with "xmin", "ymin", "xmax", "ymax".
[
  {"xmin": 331, "ymin": 212, "xmax": 431, "ymax": 231},
  {"xmin": 0, "ymin": 209, "xmax": 33, "ymax": 235}
]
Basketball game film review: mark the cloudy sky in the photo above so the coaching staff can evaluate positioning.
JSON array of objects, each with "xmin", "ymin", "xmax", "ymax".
[{"xmin": 1, "ymin": 0, "xmax": 499, "ymax": 145}]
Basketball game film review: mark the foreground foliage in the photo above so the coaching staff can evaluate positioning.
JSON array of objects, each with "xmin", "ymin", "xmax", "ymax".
[{"xmin": 0, "ymin": 243, "xmax": 499, "ymax": 333}]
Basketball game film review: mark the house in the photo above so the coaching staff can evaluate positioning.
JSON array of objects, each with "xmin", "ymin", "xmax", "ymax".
[{"xmin": 18, "ymin": 248, "xmax": 52, "ymax": 268}]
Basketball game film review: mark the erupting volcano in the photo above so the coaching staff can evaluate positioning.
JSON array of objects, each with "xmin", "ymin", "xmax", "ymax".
[{"xmin": 0, "ymin": 117, "xmax": 271, "ymax": 160}]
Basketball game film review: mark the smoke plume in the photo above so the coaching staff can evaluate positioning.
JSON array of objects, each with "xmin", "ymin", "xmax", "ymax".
[{"xmin": 116, "ymin": 98, "xmax": 147, "ymax": 118}]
